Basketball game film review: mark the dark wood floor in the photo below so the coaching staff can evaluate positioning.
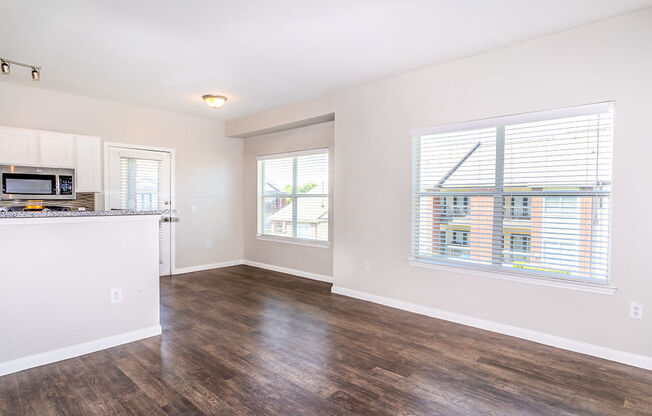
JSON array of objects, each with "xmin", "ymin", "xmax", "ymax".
[{"xmin": 1, "ymin": 265, "xmax": 650, "ymax": 415}]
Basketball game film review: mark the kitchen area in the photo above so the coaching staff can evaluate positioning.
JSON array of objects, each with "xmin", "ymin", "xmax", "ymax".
[{"xmin": 0, "ymin": 124, "xmax": 169, "ymax": 376}]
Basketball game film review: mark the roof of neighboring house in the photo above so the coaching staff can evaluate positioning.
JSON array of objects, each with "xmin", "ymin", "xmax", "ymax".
[
  {"xmin": 264, "ymin": 182, "xmax": 281, "ymax": 193},
  {"xmin": 269, "ymin": 189, "xmax": 328, "ymax": 223}
]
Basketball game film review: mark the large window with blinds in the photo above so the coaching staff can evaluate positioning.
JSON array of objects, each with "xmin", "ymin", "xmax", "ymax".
[
  {"xmin": 411, "ymin": 103, "xmax": 613, "ymax": 283},
  {"xmin": 257, "ymin": 149, "xmax": 329, "ymax": 243}
]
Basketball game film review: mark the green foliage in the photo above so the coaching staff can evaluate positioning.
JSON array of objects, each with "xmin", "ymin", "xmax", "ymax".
[{"xmin": 284, "ymin": 183, "xmax": 317, "ymax": 204}]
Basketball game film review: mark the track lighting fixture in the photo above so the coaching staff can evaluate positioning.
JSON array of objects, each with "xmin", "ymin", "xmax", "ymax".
[{"xmin": 0, "ymin": 57, "xmax": 41, "ymax": 80}]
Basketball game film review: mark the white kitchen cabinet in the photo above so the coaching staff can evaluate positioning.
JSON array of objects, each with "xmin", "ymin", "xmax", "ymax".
[
  {"xmin": 75, "ymin": 135, "xmax": 102, "ymax": 192},
  {"xmin": 0, "ymin": 127, "xmax": 39, "ymax": 166},
  {"xmin": 40, "ymin": 132, "xmax": 75, "ymax": 168}
]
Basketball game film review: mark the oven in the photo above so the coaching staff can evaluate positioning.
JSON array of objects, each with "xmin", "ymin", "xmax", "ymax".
[{"xmin": 0, "ymin": 165, "xmax": 75, "ymax": 200}]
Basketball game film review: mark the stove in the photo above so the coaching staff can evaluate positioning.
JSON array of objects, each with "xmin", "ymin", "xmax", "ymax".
[{"xmin": 0, "ymin": 204, "xmax": 71, "ymax": 212}]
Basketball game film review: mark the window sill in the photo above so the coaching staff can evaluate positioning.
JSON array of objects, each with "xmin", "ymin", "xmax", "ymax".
[
  {"xmin": 407, "ymin": 258, "xmax": 617, "ymax": 295},
  {"xmin": 256, "ymin": 235, "xmax": 330, "ymax": 248}
]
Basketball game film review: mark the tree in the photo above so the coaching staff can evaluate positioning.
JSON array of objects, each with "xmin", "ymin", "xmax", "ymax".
[{"xmin": 284, "ymin": 183, "xmax": 317, "ymax": 204}]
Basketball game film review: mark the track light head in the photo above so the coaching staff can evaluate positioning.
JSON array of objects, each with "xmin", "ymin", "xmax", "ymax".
[{"xmin": 0, "ymin": 57, "xmax": 41, "ymax": 79}]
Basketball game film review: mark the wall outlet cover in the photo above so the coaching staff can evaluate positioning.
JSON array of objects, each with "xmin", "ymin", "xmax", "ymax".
[
  {"xmin": 630, "ymin": 302, "xmax": 643, "ymax": 320},
  {"xmin": 111, "ymin": 286, "xmax": 122, "ymax": 304}
]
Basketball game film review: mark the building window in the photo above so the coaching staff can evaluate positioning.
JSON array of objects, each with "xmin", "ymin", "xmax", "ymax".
[
  {"xmin": 508, "ymin": 233, "xmax": 531, "ymax": 262},
  {"xmin": 258, "ymin": 149, "xmax": 329, "ymax": 243},
  {"xmin": 412, "ymin": 103, "xmax": 613, "ymax": 283},
  {"xmin": 509, "ymin": 196, "xmax": 530, "ymax": 220},
  {"xmin": 440, "ymin": 230, "xmax": 470, "ymax": 259}
]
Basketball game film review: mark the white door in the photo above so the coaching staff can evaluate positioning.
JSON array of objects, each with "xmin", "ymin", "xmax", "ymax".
[{"xmin": 107, "ymin": 146, "xmax": 172, "ymax": 276}]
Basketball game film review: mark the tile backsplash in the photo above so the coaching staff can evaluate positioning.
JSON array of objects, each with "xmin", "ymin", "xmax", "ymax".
[{"xmin": 0, "ymin": 192, "xmax": 96, "ymax": 211}]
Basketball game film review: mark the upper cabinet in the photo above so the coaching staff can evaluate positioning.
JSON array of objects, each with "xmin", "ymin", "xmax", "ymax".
[
  {"xmin": 0, "ymin": 126, "xmax": 102, "ymax": 193},
  {"xmin": 75, "ymin": 135, "xmax": 102, "ymax": 192},
  {"xmin": 40, "ymin": 132, "xmax": 75, "ymax": 168},
  {"xmin": 0, "ymin": 127, "xmax": 39, "ymax": 166}
]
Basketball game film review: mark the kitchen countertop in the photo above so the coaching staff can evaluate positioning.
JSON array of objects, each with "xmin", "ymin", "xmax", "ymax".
[{"xmin": 0, "ymin": 209, "xmax": 172, "ymax": 219}]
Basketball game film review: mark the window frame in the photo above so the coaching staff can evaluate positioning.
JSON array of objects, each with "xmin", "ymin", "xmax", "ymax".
[
  {"xmin": 410, "ymin": 102, "xmax": 616, "ymax": 292},
  {"xmin": 257, "ymin": 148, "xmax": 329, "ymax": 246}
]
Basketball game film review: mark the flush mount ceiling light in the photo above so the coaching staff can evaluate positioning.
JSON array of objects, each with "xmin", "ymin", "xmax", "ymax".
[
  {"xmin": 202, "ymin": 94, "xmax": 227, "ymax": 109},
  {"xmin": 0, "ymin": 57, "xmax": 41, "ymax": 81}
]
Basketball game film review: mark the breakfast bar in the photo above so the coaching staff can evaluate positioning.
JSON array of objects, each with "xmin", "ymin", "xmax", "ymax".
[{"xmin": 0, "ymin": 211, "xmax": 166, "ymax": 375}]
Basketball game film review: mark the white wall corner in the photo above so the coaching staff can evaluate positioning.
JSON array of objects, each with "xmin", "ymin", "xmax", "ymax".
[
  {"xmin": 242, "ymin": 260, "xmax": 333, "ymax": 283},
  {"xmin": 171, "ymin": 259, "xmax": 333, "ymax": 284},
  {"xmin": 330, "ymin": 286, "xmax": 652, "ymax": 371},
  {"xmin": 172, "ymin": 260, "xmax": 245, "ymax": 275}
]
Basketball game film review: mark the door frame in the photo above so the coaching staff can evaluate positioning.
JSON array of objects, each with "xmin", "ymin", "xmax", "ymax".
[{"xmin": 103, "ymin": 141, "xmax": 177, "ymax": 274}]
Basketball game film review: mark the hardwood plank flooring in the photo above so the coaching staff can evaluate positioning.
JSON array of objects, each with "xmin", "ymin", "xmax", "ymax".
[{"xmin": 1, "ymin": 265, "xmax": 650, "ymax": 415}]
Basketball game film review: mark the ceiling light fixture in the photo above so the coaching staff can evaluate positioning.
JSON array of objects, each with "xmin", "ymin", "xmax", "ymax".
[
  {"xmin": 202, "ymin": 94, "xmax": 227, "ymax": 109},
  {"xmin": 0, "ymin": 57, "xmax": 41, "ymax": 80}
]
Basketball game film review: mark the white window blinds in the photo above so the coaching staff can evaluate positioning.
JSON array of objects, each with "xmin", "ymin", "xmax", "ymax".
[
  {"xmin": 257, "ymin": 149, "xmax": 329, "ymax": 243},
  {"xmin": 119, "ymin": 157, "xmax": 163, "ymax": 210},
  {"xmin": 412, "ymin": 103, "xmax": 613, "ymax": 283}
]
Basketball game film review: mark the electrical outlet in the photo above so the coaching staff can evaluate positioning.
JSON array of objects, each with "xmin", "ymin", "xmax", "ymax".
[
  {"xmin": 110, "ymin": 286, "xmax": 122, "ymax": 304},
  {"xmin": 136, "ymin": 287, "xmax": 145, "ymax": 299},
  {"xmin": 362, "ymin": 261, "xmax": 370, "ymax": 272},
  {"xmin": 630, "ymin": 302, "xmax": 643, "ymax": 320},
  {"xmin": 192, "ymin": 205, "xmax": 198, "ymax": 214},
  {"xmin": 206, "ymin": 240, "xmax": 212, "ymax": 249}
]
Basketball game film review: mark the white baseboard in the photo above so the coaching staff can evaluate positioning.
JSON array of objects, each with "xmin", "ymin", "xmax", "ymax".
[
  {"xmin": 171, "ymin": 259, "xmax": 333, "ymax": 284},
  {"xmin": 0, "ymin": 325, "xmax": 162, "ymax": 377},
  {"xmin": 243, "ymin": 260, "xmax": 333, "ymax": 283},
  {"xmin": 331, "ymin": 286, "xmax": 652, "ymax": 370},
  {"xmin": 173, "ymin": 259, "xmax": 244, "ymax": 275}
]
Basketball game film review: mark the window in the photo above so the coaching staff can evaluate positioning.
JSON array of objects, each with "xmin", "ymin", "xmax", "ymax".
[
  {"xmin": 508, "ymin": 233, "xmax": 531, "ymax": 262},
  {"xmin": 509, "ymin": 196, "xmax": 530, "ymax": 220},
  {"xmin": 412, "ymin": 103, "xmax": 613, "ymax": 283},
  {"xmin": 439, "ymin": 230, "xmax": 470, "ymax": 259},
  {"xmin": 258, "ymin": 149, "xmax": 329, "ymax": 243},
  {"xmin": 119, "ymin": 157, "xmax": 162, "ymax": 210}
]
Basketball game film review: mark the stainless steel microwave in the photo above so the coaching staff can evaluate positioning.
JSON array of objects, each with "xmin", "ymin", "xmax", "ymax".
[{"xmin": 0, "ymin": 165, "xmax": 76, "ymax": 200}]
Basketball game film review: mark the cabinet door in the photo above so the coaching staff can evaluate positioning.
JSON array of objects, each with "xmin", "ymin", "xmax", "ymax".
[
  {"xmin": 75, "ymin": 135, "xmax": 101, "ymax": 192},
  {"xmin": 0, "ymin": 127, "xmax": 39, "ymax": 165},
  {"xmin": 40, "ymin": 132, "xmax": 75, "ymax": 168}
]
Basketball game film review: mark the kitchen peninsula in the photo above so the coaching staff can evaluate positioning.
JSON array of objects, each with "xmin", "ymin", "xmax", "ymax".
[{"xmin": 0, "ymin": 210, "xmax": 167, "ymax": 375}]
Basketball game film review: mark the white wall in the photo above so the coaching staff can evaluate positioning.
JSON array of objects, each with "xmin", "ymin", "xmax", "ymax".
[
  {"xmin": 227, "ymin": 95, "xmax": 334, "ymax": 138},
  {"xmin": 0, "ymin": 216, "xmax": 160, "ymax": 371},
  {"xmin": 243, "ymin": 122, "xmax": 334, "ymax": 277},
  {"xmin": 228, "ymin": 9, "xmax": 652, "ymax": 360},
  {"xmin": 0, "ymin": 82, "xmax": 243, "ymax": 269}
]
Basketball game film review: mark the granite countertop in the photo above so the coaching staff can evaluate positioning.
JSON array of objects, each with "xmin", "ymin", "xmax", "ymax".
[{"xmin": 0, "ymin": 209, "xmax": 173, "ymax": 219}]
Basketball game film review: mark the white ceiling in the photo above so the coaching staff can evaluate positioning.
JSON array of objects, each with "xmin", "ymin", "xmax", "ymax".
[{"xmin": 1, "ymin": 0, "xmax": 651, "ymax": 121}]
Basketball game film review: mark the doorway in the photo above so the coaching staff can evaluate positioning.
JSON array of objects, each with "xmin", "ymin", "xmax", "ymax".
[{"xmin": 105, "ymin": 143, "xmax": 174, "ymax": 276}]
